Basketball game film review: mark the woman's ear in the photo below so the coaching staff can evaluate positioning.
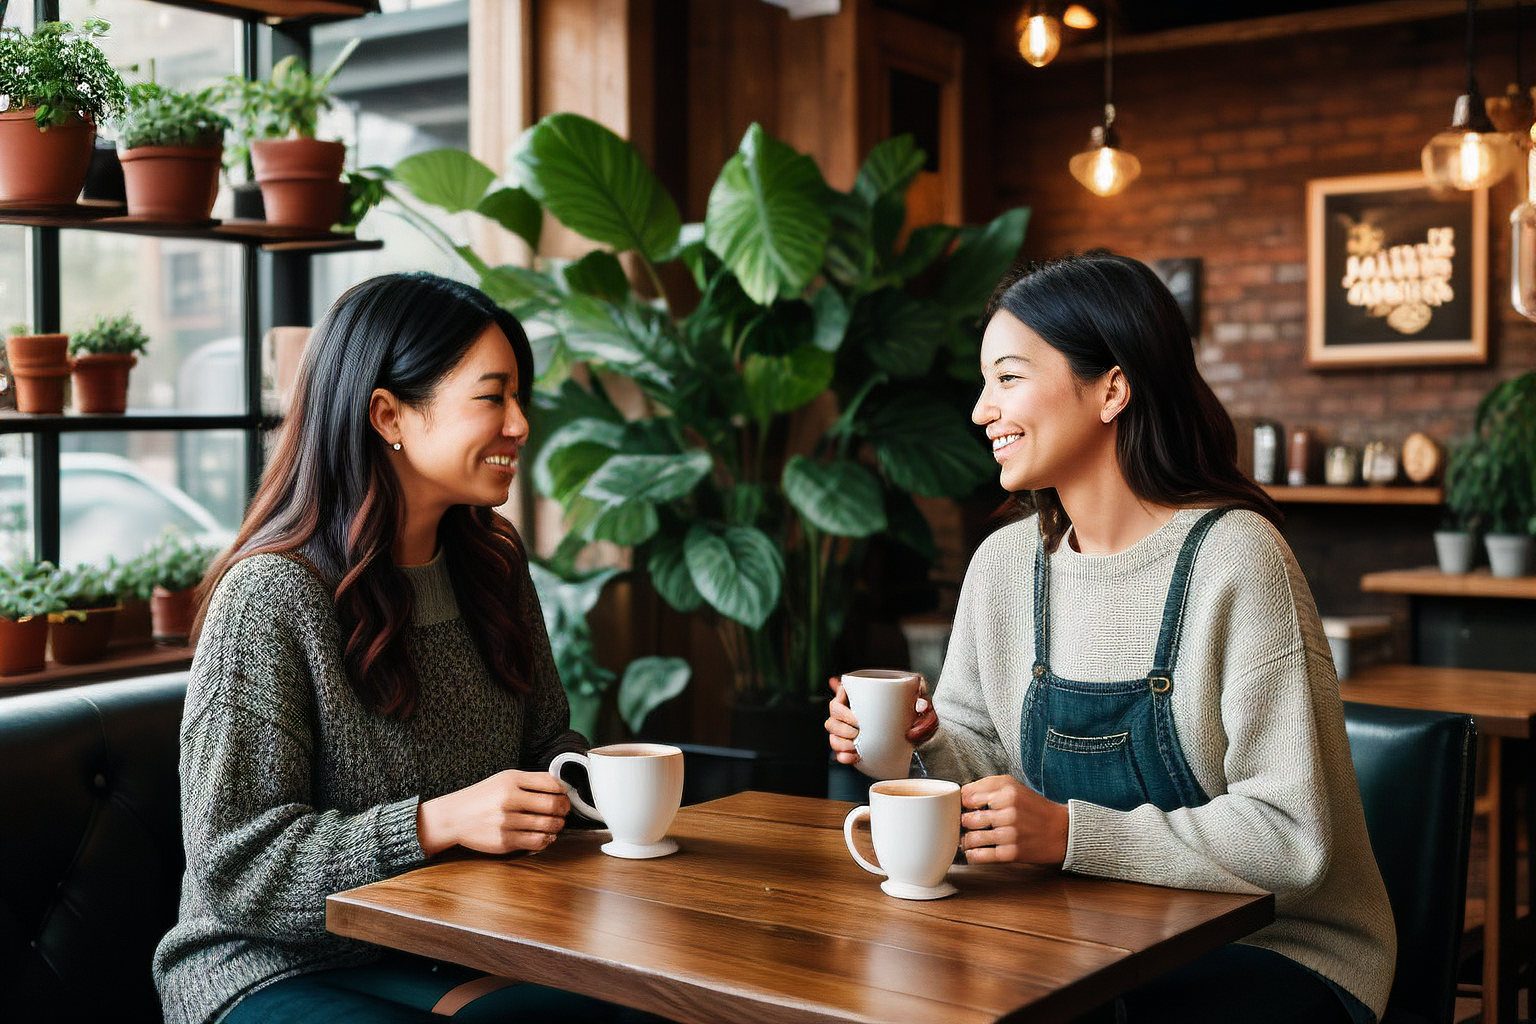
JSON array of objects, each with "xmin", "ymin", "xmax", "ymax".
[
  {"xmin": 369, "ymin": 388, "xmax": 404, "ymax": 446},
  {"xmin": 1101, "ymin": 368, "xmax": 1131, "ymax": 424}
]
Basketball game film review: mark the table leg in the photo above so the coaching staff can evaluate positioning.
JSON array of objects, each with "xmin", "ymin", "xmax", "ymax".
[{"xmin": 1484, "ymin": 735, "xmax": 1519, "ymax": 1024}]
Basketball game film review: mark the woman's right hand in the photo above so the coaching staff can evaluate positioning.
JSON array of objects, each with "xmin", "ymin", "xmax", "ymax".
[
  {"xmin": 417, "ymin": 769, "xmax": 571, "ymax": 857},
  {"xmin": 826, "ymin": 676, "xmax": 940, "ymax": 765}
]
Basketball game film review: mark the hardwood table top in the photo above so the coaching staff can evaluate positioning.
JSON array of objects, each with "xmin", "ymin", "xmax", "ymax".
[
  {"xmin": 1359, "ymin": 567, "xmax": 1536, "ymax": 600},
  {"xmin": 1339, "ymin": 664, "xmax": 1536, "ymax": 738},
  {"xmin": 327, "ymin": 791, "xmax": 1274, "ymax": 1024}
]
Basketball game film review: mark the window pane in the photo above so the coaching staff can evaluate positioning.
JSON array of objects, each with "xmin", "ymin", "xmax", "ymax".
[
  {"xmin": 58, "ymin": 431, "xmax": 242, "ymax": 567},
  {"xmin": 0, "ymin": 435, "xmax": 34, "ymax": 564},
  {"xmin": 58, "ymin": 0, "xmax": 240, "ymax": 92},
  {"xmin": 0, "ymin": 226, "xmax": 25, "ymax": 335}
]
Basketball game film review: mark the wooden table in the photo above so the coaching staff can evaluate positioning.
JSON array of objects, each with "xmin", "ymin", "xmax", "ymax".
[
  {"xmin": 327, "ymin": 791, "xmax": 1275, "ymax": 1024},
  {"xmin": 1360, "ymin": 568, "xmax": 1536, "ymax": 671},
  {"xmin": 1340, "ymin": 663, "xmax": 1536, "ymax": 1024}
]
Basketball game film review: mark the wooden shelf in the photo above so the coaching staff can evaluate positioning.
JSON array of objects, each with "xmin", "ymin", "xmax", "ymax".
[
  {"xmin": 1263, "ymin": 484, "xmax": 1444, "ymax": 505},
  {"xmin": 0, "ymin": 410, "xmax": 263, "ymax": 434},
  {"xmin": 0, "ymin": 642, "xmax": 193, "ymax": 697},
  {"xmin": 1361, "ymin": 567, "xmax": 1536, "ymax": 600},
  {"xmin": 0, "ymin": 203, "xmax": 382, "ymax": 253},
  {"xmin": 149, "ymin": 0, "xmax": 377, "ymax": 22}
]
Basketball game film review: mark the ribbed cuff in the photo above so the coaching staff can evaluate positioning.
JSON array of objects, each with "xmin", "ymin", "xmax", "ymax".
[
  {"xmin": 377, "ymin": 796, "xmax": 428, "ymax": 873},
  {"xmin": 1061, "ymin": 799, "xmax": 1121, "ymax": 877}
]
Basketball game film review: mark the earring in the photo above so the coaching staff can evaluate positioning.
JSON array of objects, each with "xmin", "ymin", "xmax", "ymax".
[{"xmin": 392, "ymin": 442, "xmax": 402, "ymax": 451}]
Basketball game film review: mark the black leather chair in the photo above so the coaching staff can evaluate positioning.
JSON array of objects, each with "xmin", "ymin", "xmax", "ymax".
[
  {"xmin": 1344, "ymin": 701, "xmax": 1477, "ymax": 1024},
  {"xmin": 0, "ymin": 672, "xmax": 189, "ymax": 1024}
]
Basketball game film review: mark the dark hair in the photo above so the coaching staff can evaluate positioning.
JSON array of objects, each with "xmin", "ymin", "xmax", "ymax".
[
  {"xmin": 198, "ymin": 272, "xmax": 538, "ymax": 718},
  {"xmin": 987, "ymin": 250, "xmax": 1280, "ymax": 550}
]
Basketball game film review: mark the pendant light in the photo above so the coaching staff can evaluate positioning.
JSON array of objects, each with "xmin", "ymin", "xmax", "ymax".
[
  {"xmin": 1062, "ymin": 5, "xmax": 1097, "ymax": 30},
  {"xmin": 1511, "ymin": 131, "xmax": 1536, "ymax": 318},
  {"xmin": 1069, "ymin": 12, "xmax": 1140, "ymax": 197},
  {"xmin": 1017, "ymin": 2, "xmax": 1062, "ymax": 68},
  {"xmin": 1422, "ymin": 0, "xmax": 1520, "ymax": 191}
]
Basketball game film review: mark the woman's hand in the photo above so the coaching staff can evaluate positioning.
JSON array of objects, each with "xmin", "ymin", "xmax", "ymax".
[
  {"xmin": 825, "ymin": 676, "xmax": 939, "ymax": 765},
  {"xmin": 417, "ymin": 769, "xmax": 571, "ymax": 857},
  {"xmin": 959, "ymin": 775, "xmax": 1069, "ymax": 866}
]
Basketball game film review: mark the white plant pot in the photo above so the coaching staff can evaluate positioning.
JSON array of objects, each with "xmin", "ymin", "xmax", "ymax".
[
  {"xmin": 1484, "ymin": 534, "xmax": 1533, "ymax": 578},
  {"xmin": 1433, "ymin": 531, "xmax": 1475, "ymax": 574}
]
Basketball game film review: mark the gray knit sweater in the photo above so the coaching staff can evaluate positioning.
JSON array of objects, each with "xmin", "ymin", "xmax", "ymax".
[
  {"xmin": 920, "ymin": 509, "xmax": 1395, "ymax": 1020},
  {"xmin": 152, "ymin": 549, "xmax": 586, "ymax": 1024}
]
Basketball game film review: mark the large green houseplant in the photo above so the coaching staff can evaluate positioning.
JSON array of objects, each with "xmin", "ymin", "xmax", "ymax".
[
  {"xmin": 358, "ymin": 114, "xmax": 1025, "ymax": 733},
  {"xmin": 1445, "ymin": 370, "xmax": 1536, "ymax": 577}
]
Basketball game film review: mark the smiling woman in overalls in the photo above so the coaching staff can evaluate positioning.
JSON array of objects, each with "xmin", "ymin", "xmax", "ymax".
[{"xmin": 827, "ymin": 251, "xmax": 1395, "ymax": 1024}]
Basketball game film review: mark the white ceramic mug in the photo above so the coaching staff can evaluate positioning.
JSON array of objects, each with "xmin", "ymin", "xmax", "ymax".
[
  {"xmin": 841, "ymin": 669, "xmax": 922, "ymax": 780},
  {"xmin": 842, "ymin": 778, "xmax": 961, "ymax": 900},
  {"xmin": 549, "ymin": 743, "xmax": 685, "ymax": 859}
]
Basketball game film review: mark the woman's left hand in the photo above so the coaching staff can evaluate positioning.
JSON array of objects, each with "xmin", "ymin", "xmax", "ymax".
[{"xmin": 959, "ymin": 775, "xmax": 1069, "ymax": 866}]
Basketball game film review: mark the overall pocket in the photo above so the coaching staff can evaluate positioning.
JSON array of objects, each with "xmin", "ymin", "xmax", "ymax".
[{"xmin": 1040, "ymin": 728, "xmax": 1153, "ymax": 811}]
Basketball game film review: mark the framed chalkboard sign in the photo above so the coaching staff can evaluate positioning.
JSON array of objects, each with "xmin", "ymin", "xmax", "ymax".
[{"xmin": 1306, "ymin": 170, "xmax": 1487, "ymax": 368}]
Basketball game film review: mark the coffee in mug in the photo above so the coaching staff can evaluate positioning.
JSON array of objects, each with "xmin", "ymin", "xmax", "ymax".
[
  {"xmin": 840, "ymin": 669, "xmax": 922, "ymax": 780},
  {"xmin": 549, "ymin": 743, "xmax": 685, "ymax": 859},
  {"xmin": 842, "ymin": 778, "xmax": 961, "ymax": 900}
]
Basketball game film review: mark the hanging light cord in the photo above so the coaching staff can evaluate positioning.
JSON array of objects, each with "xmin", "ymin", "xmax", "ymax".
[
  {"xmin": 1103, "ymin": 9, "xmax": 1115, "ymax": 127},
  {"xmin": 1466, "ymin": 0, "xmax": 1480, "ymax": 96}
]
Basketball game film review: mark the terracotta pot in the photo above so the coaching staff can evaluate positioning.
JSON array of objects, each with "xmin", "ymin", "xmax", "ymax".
[
  {"xmin": 5, "ymin": 333, "xmax": 71, "ymax": 414},
  {"xmin": 69, "ymin": 352, "xmax": 137, "ymax": 414},
  {"xmin": 250, "ymin": 138, "xmax": 345, "ymax": 231},
  {"xmin": 119, "ymin": 143, "xmax": 222, "ymax": 222},
  {"xmin": 0, "ymin": 616, "xmax": 49, "ymax": 677},
  {"xmin": 111, "ymin": 596, "xmax": 153, "ymax": 647},
  {"xmin": 152, "ymin": 586, "xmax": 198, "ymax": 644},
  {"xmin": 0, "ymin": 109, "xmax": 96, "ymax": 206},
  {"xmin": 48, "ymin": 606, "xmax": 119, "ymax": 665}
]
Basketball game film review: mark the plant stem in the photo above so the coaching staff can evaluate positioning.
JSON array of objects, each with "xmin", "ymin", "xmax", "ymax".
[{"xmin": 638, "ymin": 254, "xmax": 671, "ymax": 312}]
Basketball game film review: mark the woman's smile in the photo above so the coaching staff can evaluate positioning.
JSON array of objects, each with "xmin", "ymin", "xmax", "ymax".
[{"xmin": 990, "ymin": 432, "xmax": 1023, "ymax": 460}]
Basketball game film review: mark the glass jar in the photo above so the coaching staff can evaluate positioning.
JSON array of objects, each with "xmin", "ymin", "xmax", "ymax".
[{"xmin": 1325, "ymin": 445, "xmax": 1359, "ymax": 486}]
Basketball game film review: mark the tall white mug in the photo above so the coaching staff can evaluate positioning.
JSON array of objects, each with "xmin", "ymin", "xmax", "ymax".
[
  {"xmin": 549, "ymin": 743, "xmax": 684, "ymax": 859},
  {"xmin": 843, "ymin": 778, "xmax": 961, "ymax": 900},
  {"xmin": 841, "ymin": 669, "xmax": 922, "ymax": 780}
]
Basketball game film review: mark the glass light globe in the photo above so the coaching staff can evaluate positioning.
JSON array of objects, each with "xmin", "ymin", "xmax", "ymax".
[
  {"xmin": 1069, "ymin": 127, "xmax": 1141, "ymax": 197},
  {"xmin": 1512, "ymin": 145, "xmax": 1536, "ymax": 319},
  {"xmin": 1063, "ymin": 4, "xmax": 1097, "ymax": 30},
  {"xmin": 1017, "ymin": 13, "xmax": 1062, "ymax": 67},
  {"xmin": 1422, "ymin": 94, "xmax": 1521, "ymax": 190}
]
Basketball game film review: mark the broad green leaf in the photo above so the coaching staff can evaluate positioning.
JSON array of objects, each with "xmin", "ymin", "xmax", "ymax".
[
  {"xmin": 590, "ymin": 500, "xmax": 660, "ymax": 545},
  {"xmin": 705, "ymin": 123, "xmax": 831, "ymax": 305},
  {"xmin": 864, "ymin": 393, "xmax": 995, "ymax": 498},
  {"xmin": 532, "ymin": 417, "xmax": 625, "ymax": 496},
  {"xmin": 566, "ymin": 690, "xmax": 601, "ymax": 743},
  {"xmin": 892, "ymin": 224, "xmax": 959, "ymax": 280},
  {"xmin": 562, "ymin": 250, "xmax": 630, "ymax": 303},
  {"xmin": 529, "ymin": 562, "xmax": 620, "ymax": 624},
  {"xmin": 822, "ymin": 190, "xmax": 875, "ymax": 290},
  {"xmin": 476, "ymin": 187, "xmax": 542, "ymax": 249},
  {"xmin": 854, "ymin": 135, "xmax": 926, "ymax": 206},
  {"xmin": 618, "ymin": 656, "xmax": 692, "ymax": 733},
  {"xmin": 480, "ymin": 264, "xmax": 558, "ymax": 309},
  {"xmin": 937, "ymin": 207, "xmax": 1031, "ymax": 322},
  {"xmin": 883, "ymin": 488, "xmax": 938, "ymax": 561},
  {"xmin": 853, "ymin": 291, "xmax": 948, "ymax": 378},
  {"xmin": 619, "ymin": 418, "xmax": 681, "ymax": 456},
  {"xmin": 546, "ymin": 442, "xmax": 615, "ymax": 503},
  {"xmin": 647, "ymin": 533, "xmax": 703, "ymax": 612},
  {"xmin": 811, "ymin": 286, "xmax": 850, "ymax": 352},
  {"xmin": 392, "ymin": 149, "xmax": 495, "ymax": 213},
  {"xmin": 782, "ymin": 456, "xmax": 887, "ymax": 538},
  {"xmin": 870, "ymin": 193, "xmax": 907, "ymax": 263},
  {"xmin": 725, "ymin": 482, "xmax": 764, "ymax": 527},
  {"xmin": 581, "ymin": 450, "xmax": 713, "ymax": 504},
  {"xmin": 514, "ymin": 113, "xmax": 681, "ymax": 262},
  {"xmin": 684, "ymin": 524, "xmax": 783, "ymax": 629},
  {"xmin": 555, "ymin": 295, "xmax": 659, "ymax": 374},
  {"xmin": 742, "ymin": 346, "xmax": 834, "ymax": 422}
]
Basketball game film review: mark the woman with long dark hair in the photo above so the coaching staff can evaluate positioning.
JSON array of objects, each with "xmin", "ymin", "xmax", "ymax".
[
  {"xmin": 154, "ymin": 273, "xmax": 640, "ymax": 1024},
  {"xmin": 827, "ymin": 252, "xmax": 1394, "ymax": 1023}
]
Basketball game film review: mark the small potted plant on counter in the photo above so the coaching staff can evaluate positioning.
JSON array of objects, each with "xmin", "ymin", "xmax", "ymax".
[
  {"xmin": 68, "ymin": 312, "xmax": 149, "ymax": 413},
  {"xmin": 217, "ymin": 38, "xmax": 359, "ymax": 231},
  {"xmin": 0, "ymin": 560, "xmax": 64, "ymax": 676},
  {"xmin": 5, "ymin": 321, "xmax": 71, "ymax": 414},
  {"xmin": 142, "ymin": 531, "xmax": 219, "ymax": 644},
  {"xmin": 115, "ymin": 81, "xmax": 230, "ymax": 223},
  {"xmin": 1438, "ymin": 437, "xmax": 1479, "ymax": 574},
  {"xmin": 0, "ymin": 19, "xmax": 126, "ymax": 206},
  {"xmin": 1455, "ymin": 371, "xmax": 1536, "ymax": 577},
  {"xmin": 106, "ymin": 553, "xmax": 155, "ymax": 646},
  {"xmin": 47, "ymin": 561, "xmax": 119, "ymax": 664}
]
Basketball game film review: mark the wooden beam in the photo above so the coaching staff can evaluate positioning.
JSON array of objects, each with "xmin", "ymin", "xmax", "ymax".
[{"xmin": 1057, "ymin": 0, "xmax": 1522, "ymax": 63}]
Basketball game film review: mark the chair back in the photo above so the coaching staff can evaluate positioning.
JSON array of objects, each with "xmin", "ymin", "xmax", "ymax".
[
  {"xmin": 1344, "ymin": 701, "xmax": 1476, "ymax": 1024},
  {"xmin": 0, "ymin": 673, "xmax": 188, "ymax": 1024}
]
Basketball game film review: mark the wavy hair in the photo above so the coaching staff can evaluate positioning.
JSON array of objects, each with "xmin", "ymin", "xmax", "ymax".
[
  {"xmin": 197, "ymin": 272, "xmax": 538, "ymax": 718},
  {"xmin": 987, "ymin": 250, "xmax": 1281, "ymax": 550}
]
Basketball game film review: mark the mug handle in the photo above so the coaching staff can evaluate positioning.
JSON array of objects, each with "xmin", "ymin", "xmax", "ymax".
[
  {"xmin": 842, "ymin": 805, "xmax": 885, "ymax": 877},
  {"xmin": 548, "ymin": 752, "xmax": 604, "ymax": 822}
]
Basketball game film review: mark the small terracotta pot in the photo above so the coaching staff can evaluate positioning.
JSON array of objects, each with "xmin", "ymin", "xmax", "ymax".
[
  {"xmin": 69, "ymin": 352, "xmax": 138, "ymax": 414},
  {"xmin": 152, "ymin": 586, "xmax": 198, "ymax": 644},
  {"xmin": 111, "ymin": 596, "xmax": 153, "ymax": 647},
  {"xmin": 0, "ymin": 616, "xmax": 49, "ymax": 677},
  {"xmin": 250, "ymin": 138, "xmax": 345, "ymax": 231},
  {"xmin": 48, "ymin": 606, "xmax": 119, "ymax": 665},
  {"xmin": 5, "ymin": 334, "xmax": 71, "ymax": 414},
  {"xmin": 0, "ymin": 109, "xmax": 96, "ymax": 206},
  {"xmin": 120, "ymin": 143, "xmax": 222, "ymax": 222}
]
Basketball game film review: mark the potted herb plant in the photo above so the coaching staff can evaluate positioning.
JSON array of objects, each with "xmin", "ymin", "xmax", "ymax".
[
  {"xmin": 1437, "ymin": 438, "xmax": 1478, "ymax": 574},
  {"xmin": 0, "ymin": 20, "xmax": 126, "ymax": 206},
  {"xmin": 105, "ymin": 553, "xmax": 155, "ymax": 646},
  {"xmin": 1444, "ymin": 371, "xmax": 1536, "ymax": 577},
  {"xmin": 115, "ymin": 81, "xmax": 230, "ymax": 223},
  {"xmin": 5, "ymin": 321, "xmax": 70, "ymax": 414},
  {"xmin": 0, "ymin": 560, "xmax": 64, "ymax": 676},
  {"xmin": 141, "ymin": 531, "xmax": 219, "ymax": 643},
  {"xmin": 217, "ymin": 39, "xmax": 359, "ymax": 231},
  {"xmin": 68, "ymin": 312, "xmax": 149, "ymax": 413},
  {"xmin": 47, "ymin": 561, "xmax": 119, "ymax": 664}
]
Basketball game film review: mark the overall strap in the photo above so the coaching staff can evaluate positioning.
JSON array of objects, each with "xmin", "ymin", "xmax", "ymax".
[
  {"xmin": 1149, "ymin": 508, "xmax": 1234, "ymax": 680},
  {"xmin": 1032, "ymin": 524, "xmax": 1050, "ymax": 672}
]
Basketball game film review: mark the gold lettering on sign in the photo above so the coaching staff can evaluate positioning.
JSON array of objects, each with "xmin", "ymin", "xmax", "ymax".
[{"xmin": 1338, "ymin": 224, "xmax": 1454, "ymax": 335}]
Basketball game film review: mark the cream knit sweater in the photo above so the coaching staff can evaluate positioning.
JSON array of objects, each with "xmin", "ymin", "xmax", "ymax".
[{"xmin": 920, "ymin": 508, "xmax": 1395, "ymax": 1019}]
